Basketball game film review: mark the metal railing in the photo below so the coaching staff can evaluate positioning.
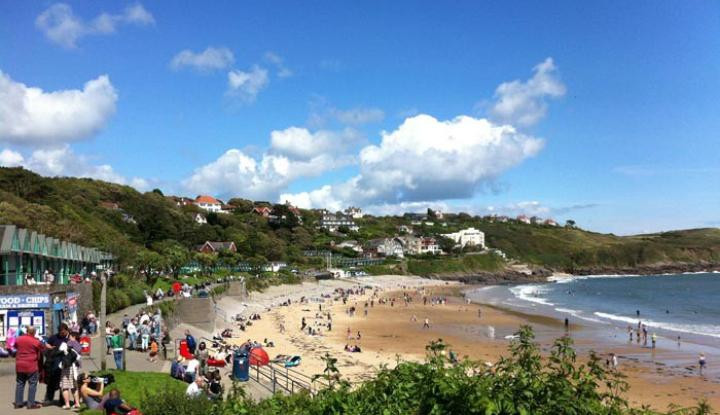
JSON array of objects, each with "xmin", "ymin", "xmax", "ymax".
[{"xmin": 249, "ymin": 361, "xmax": 327, "ymax": 395}]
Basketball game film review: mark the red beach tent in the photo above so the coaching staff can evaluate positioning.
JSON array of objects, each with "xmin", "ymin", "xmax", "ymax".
[{"xmin": 249, "ymin": 347, "xmax": 270, "ymax": 366}]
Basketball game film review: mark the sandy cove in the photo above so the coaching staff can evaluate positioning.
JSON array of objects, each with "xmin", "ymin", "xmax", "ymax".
[{"xmin": 216, "ymin": 276, "xmax": 719, "ymax": 411}]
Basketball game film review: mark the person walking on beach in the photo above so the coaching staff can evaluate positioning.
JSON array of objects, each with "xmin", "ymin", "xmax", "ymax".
[
  {"xmin": 423, "ymin": 318, "xmax": 430, "ymax": 329},
  {"xmin": 627, "ymin": 326, "xmax": 633, "ymax": 342},
  {"xmin": 699, "ymin": 354, "xmax": 706, "ymax": 375},
  {"xmin": 610, "ymin": 353, "xmax": 618, "ymax": 370},
  {"xmin": 651, "ymin": 333, "xmax": 657, "ymax": 349}
]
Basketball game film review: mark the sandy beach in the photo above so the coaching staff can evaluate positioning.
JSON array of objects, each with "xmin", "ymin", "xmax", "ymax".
[{"xmin": 217, "ymin": 276, "xmax": 719, "ymax": 411}]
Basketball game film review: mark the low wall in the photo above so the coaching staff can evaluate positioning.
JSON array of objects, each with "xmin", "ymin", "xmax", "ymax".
[
  {"xmin": 173, "ymin": 297, "xmax": 215, "ymax": 333},
  {"xmin": 225, "ymin": 280, "xmax": 247, "ymax": 299}
]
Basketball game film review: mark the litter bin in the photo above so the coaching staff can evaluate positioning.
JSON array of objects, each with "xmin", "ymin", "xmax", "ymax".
[{"xmin": 232, "ymin": 349, "xmax": 249, "ymax": 381}]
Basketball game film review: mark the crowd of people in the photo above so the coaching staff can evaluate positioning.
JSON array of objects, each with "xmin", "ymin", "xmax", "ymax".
[{"xmin": 12, "ymin": 323, "xmax": 140, "ymax": 413}]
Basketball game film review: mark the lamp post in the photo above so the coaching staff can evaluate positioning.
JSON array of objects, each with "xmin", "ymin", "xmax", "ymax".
[{"xmin": 99, "ymin": 270, "xmax": 107, "ymax": 371}]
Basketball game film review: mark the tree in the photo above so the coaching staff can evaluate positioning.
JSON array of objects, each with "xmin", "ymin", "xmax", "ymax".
[
  {"xmin": 565, "ymin": 219, "xmax": 576, "ymax": 228},
  {"xmin": 135, "ymin": 250, "xmax": 164, "ymax": 285},
  {"xmin": 194, "ymin": 252, "xmax": 217, "ymax": 276},
  {"xmin": 153, "ymin": 240, "xmax": 189, "ymax": 277},
  {"xmin": 437, "ymin": 236, "xmax": 457, "ymax": 254}
]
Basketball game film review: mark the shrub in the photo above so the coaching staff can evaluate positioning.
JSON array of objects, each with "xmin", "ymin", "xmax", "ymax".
[{"xmin": 140, "ymin": 385, "xmax": 214, "ymax": 415}]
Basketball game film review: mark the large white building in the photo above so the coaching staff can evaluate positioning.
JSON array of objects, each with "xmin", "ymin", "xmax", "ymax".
[
  {"xmin": 319, "ymin": 212, "xmax": 359, "ymax": 232},
  {"xmin": 442, "ymin": 227, "xmax": 485, "ymax": 249}
]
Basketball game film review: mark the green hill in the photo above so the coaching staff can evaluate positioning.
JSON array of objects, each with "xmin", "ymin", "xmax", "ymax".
[{"xmin": 1, "ymin": 167, "xmax": 719, "ymax": 275}]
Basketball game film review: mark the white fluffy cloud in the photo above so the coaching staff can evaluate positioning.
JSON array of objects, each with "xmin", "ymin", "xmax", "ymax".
[
  {"xmin": 36, "ymin": 3, "xmax": 154, "ymax": 48},
  {"xmin": 0, "ymin": 145, "xmax": 150, "ymax": 190},
  {"xmin": 171, "ymin": 47, "xmax": 235, "ymax": 72},
  {"xmin": 283, "ymin": 114, "xmax": 544, "ymax": 209},
  {"xmin": 227, "ymin": 66, "xmax": 269, "ymax": 101},
  {"xmin": 270, "ymin": 127, "xmax": 362, "ymax": 160},
  {"xmin": 183, "ymin": 150, "xmax": 292, "ymax": 201},
  {"xmin": 0, "ymin": 71, "xmax": 117, "ymax": 145},
  {"xmin": 0, "ymin": 149, "xmax": 24, "ymax": 166},
  {"xmin": 489, "ymin": 58, "xmax": 565, "ymax": 127},
  {"xmin": 183, "ymin": 125, "xmax": 362, "ymax": 200}
]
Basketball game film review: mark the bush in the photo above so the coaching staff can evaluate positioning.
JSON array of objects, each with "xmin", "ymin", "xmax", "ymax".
[
  {"xmin": 140, "ymin": 385, "xmax": 215, "ymax": 415},
  {"xmin": 131, "ymin": 326, "xmax": 711, "ymax": 414}
]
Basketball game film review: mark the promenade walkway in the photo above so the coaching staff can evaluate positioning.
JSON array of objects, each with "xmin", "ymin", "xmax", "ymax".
[{"xmin": 1, "ymin": 284, "xmax": 270, "ymax": 413}]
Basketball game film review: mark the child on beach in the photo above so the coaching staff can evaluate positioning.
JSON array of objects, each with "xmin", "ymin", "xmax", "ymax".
[
  {"xmin": 699, "ymin": 354, "xmax": 706, "ymax": 375},
  {"xmin": 423, "ymin": 318, "xmax": 430, "ymax": 329}
]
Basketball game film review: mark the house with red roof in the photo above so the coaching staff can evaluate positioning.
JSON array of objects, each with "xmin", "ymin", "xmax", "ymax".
[{"xmin": 195, "ymin": 195, "xmax": 223, "ymax": 213}]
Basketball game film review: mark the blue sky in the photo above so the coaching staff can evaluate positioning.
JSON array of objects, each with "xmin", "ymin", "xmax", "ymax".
[{"xmin": 1, "ymin": 1, "xmax": 719, "ymax": 235}]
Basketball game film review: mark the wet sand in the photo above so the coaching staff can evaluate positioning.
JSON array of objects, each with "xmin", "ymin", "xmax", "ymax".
[{"xmin": 227, "ymin": 278, "xmax": 719, "ymax": 411}]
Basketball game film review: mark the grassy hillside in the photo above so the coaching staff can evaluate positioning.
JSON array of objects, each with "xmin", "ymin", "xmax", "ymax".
[{"xmin": 1, "ymin": 167, "xmax": 719, "ymax": 275}]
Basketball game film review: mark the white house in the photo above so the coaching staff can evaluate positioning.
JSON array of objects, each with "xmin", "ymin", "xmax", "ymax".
[
  {"xmin": 365, "ymin": 237, "xmax": 404, "ymax": 258},
  {"xmin": 517, "ymin": 215, "xmax": 531, "ymax": 224},
  {"xmin": 193, "ymin": 213, "xmax": 207, "ymax": 225},
  {"xmin": 195, "ymin": 195, "xmax": 223, "ymax": 213},
  {"xmin": 344, "ymin": 206, "xmax": 364, "ymax": 219},
  {"xmin": 401, "ymin": 236, "xmax": 441, "ymax": 255},
  {"xmin": 319, "ymin": 212, "xmax": 359, "ymax": 232},
  {"xmin": 442, "ymin": 228, "xmax": 485, "ymax": 249}
]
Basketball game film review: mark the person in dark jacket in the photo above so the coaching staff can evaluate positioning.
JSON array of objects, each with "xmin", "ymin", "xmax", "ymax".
[{"xmin": 43, "ymin": 323, "xmax": 69, "ymax": 406}]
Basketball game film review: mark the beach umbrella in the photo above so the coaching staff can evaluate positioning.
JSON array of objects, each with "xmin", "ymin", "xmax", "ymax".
[{"xmin": 249, "ymin": 347, "xmax": 270, "ymax": 366}]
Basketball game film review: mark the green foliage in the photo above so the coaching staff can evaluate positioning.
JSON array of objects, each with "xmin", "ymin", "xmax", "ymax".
[
  {"xmin": 130, "ymin": 327, "xmax": 710, "ymax": 415},
  {"xmin": 140, "ymin": 384, "xmax": 215, "ymax": 415},
  {"xmin": 81, "ymin": 370, "xmax": 187, "ymax": 414}
]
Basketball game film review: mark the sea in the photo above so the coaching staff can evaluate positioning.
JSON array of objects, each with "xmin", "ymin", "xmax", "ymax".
[{"xmin": 466, "ymin": 272, "xmax": 720, "ymax": 344}]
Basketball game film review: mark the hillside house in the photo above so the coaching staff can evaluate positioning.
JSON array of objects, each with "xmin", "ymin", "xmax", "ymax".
[
  {"xmin": 442, "ymin": 228, "xmax": 485, "ymax": 249},
  {"xmin": 517, "ymin": 215, "xmax": 531, "ymax": 224},
  {"xmin": 195, "ymin": 195, "xmax": 223, "ymax": 213},
  {"xmin": 319, "ymin": 212, "xmax": 359, "ymax": 232},
  {"xmin": 344, "ymin": 206, "xmax": 364, "ymax": 219},
  {"xmin": 365, "ymin": 237, "xmax": 404, "ymax": 258},
  {"xmin": 193, "ymin": 213, "xmax": 207, "ymax": 225},
  {"xmin": 402, "ymin": 236, "xmax": 441, "ymax": 255},
  {"xmin": 195, "ymin": 241, "xmax": 237, "ymax": 254},
  {"xmin": 253, "ymin": 206, "xmax": 272, "ymax": 217}
]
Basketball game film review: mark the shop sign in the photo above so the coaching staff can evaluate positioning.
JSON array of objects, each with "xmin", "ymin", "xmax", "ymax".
[
  {"xmin": 7, "ymin": 310, "xmax": 45, "ymax": 335},
  {"xmin": 0, "ymin": 294, "xmax": 51, "ymax": 309}
]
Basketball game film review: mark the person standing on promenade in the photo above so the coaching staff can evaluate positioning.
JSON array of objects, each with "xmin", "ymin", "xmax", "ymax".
[
  {"xmin": 185, "ymin": 330, "xmax": 197, "ymax": 355},
  {"xmin": 110, "ymin": 328, "xmax": 124, "ymax": 370},
  {"xmin": 15, "ymin": 326, "xmax": 43, "ymax": 409},
  {"xmin": 126, "ymin": 319, "xmax": 138, "ymax": 351},
  {"xmin": 43, "ymin": 323, "xmax": 69, "ymax": 406}
]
